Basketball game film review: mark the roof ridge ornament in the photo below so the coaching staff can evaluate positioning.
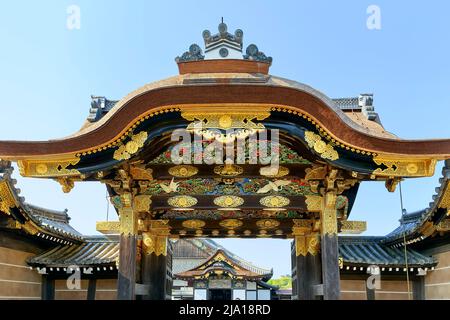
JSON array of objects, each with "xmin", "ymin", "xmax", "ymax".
[
  {"xmin": 202, "ymin": 21, "xmax": 244, "ymax": 52},
  {"xmin": 243, "ymin": 44, "xmax": 273, "ymax": 65},
  {"xmin": 175, "ymin": 44, "xmax": 205, "ymax": 63},
  {"xmin": 175, "ymin": 20, "xmax": 272, "ymax": 64}
]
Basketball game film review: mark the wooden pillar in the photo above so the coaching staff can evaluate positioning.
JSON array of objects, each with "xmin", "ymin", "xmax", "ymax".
[
  {"xmin": 141, "ymin": 251, "xmax": 168, "ymax": 300},
  {"xmin": 320, "ymin": 191, "xmax": 341, "ymax": 300},
  {"xmin": 292, "ymin": 235, "xmax": 322, "ymax": 300},
  {"xmin": 87, "ymin": 278, "xmax": 97, "ymax": 300},
  {"xmin": 413, "ymin": 276, "xmax": 425, "ymax": 300},
  {"xmin": 139, "ymin": 222, "xmax": 172, "ymax": 300},
  {"xmin": 41, "ymin": 275, "xmax": 55, "ymax": 300},
  {"xmin": 118, "ymin": 234, "xmax": 137, "ymax": 300},
  {"xmin": 306, "ymin": 252, "xmax": 322, "ymax": 299}
]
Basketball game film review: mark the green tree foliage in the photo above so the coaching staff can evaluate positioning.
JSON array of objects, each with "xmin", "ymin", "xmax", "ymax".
[{"xmin": 267, "ymin": 275, "xmax": 292, "ymax": 289}]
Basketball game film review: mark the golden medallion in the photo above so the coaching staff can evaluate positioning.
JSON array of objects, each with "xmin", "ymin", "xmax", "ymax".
[
  {"xmin": 214, "ymin": 162, "xmax": 244, "ymax": 177},
  {"xmin": 182, "ymin": 219, "xmax": 205, "ymax": 229},
  {"xmin": 214, "ymin": 195, "xmax": 244, "ymax": 208},
  {"xmin": 260, "ymin": 195, "xmax": 290, "ymax": 208},
  {"xmin": 35, "ymin": 164, "xmax": 48, "ymax": 175},
  {"xmin": 256, "ymin": 219, "xmax": 281, "ymax": 230},
  {"xmin": 168, "ymin": 165, "xmax": 198, "ymax": 178},
  {"xmin": 218, "ymin": 115, "xmax": 233, "ymax": 129},
  {"xmin": 406, "ymin": 163, "xmax": 419, "ymax": 174},
  {"xmin": 167, "ymin": 195, "xmax": 198, "ymax": 208},
  {"xmin": 219, "ymin": 219, "xmax": 243, "ymax": 229}
]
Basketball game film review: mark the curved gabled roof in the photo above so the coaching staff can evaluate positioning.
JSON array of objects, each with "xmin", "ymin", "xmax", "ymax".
[
  {"xmin": 0, "ymin": 161, "xmax": 82, "ymax": 243},
  {"xmin": 171, "ymin": 238, "xmax": 272, "ymax": 277},
  {"xmin": 0, "ymin": 62, "xmax": 449, "ymax": 159},
  {"xmin": 175, "ymin": 248, "xmax": 272, "ymax": 280}
]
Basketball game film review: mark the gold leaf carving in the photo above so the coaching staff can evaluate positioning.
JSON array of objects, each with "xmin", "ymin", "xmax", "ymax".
[
  {"xmin": 339, "ymin": 220, "xmax": 367, "ymax": 234},
  {"xmin": 219, "ymin": 219, "xmax": 243, "ymax": 229},
  {"xmin": 292, "ymin": 219, "xmax": 314, "ymax": 235},
  {"xmin": 96, "ymin": 221, "xmax": 121, "ymax": 234},
  {"xmin": 259, "ymin": 166, "xmax": 289, "ymax": 178},
  {"xmin": 18, "ymin": 157, "xmax": 80, "ymax": 178},
  {"xmin": 295, "ymin": 234, "xmax": 320, "ymax": 256},
  {"xmin": 305, "ymin": 166, "xmax": 327, "ymax": 181},
  {"xmin": 182, "ymin": 219, "xmax": 206, "ymax": 229},
  {"xmin": 182, "ymin": 108, "xmax": 270, "ymax": 130},
  {"xmin": 0, "ymin": 181, "xmax": 17, "ymax": 215},
  {"xmin": 55, "ymin": 177, "xmax": 75, "ymax": 193},
  {"xmin": 304, "ymin": 131, "xmax": 339, "ymax": 161},
  {"xmin": 130, "ymin": 165, "xmax": 153, "ymax": 180},
  {"xmin": 373, "ymin": 157, "xmax": 437, "ymax": 177},
  {"xmin": 214, "ymin": 195, "xmax": 244, "ymax": 208},
  {"xmin": 305, "ymin": 195, "xmax": 322, "ymax": 212},
  {"xmin": 436, "ymin": 219, "xmax": 450, "ymax": 232},
  {"xmin": 322, "ymin": 194, "xmax": 338, "ymax": 235},
  {"xmin": 21, "ymin": 221, "xmax": 39, "ymax": 235},
  {"xmin": 168, "ymin": 165, "xmax": 198, "ymax": 178},
  {"xmin": 133, "ymin": 195, "xmax": 152, "ymax": 212},
  {"xmin": 214, "ymin": 162, "xmax": 243, "ymax": 177},
  {"xmin": 113, "ymin": 131, "xmax": 148, "ymax": 161},
  {"xmin": 167, "ymin": 195, "xmax": 198, "ymax": 208},
  {"xmin": 260, "ymin": 195, "xmax": 290, "ymax": 208},
  {"xmin": 142, "ymin": 233, "xmax": 168, "ymax": 256},
  {"xmin": 438, "ymin": 185, "xmax": 450, "ymax": 209},
  {"xmin": 256, "ymin": 219, "xmax": 280, "ymax": 230}
]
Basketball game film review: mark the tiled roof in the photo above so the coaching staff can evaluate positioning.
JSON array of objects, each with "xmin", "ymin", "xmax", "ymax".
[
  {"xmin": 383, "ymin": 159, "xmax": 450, "ymax": 245},
  {"xmin": 29, "ymin": 238, "xmax": 273, "ymax": 276},
  {"xmin": 28, "ymin": 235, "xmax": 437, "ymax": 270},
  {"xmin": 87, "ymin": 96, "xmax": 119, "ymax": 123},
  {"xmin": 175, "ymin": 249, "xmax": 272, "ymax": 280},
  {"xmin": 28, "ymin": 236, "xmax": 118, "ymax": 267},
  {"xmin": 189, "ymin": 239, "xmax": 273, "ymax": 276},
  {"xmin": 25, "ymin": 203, "xmax": 82, "ymax": 240},
  {"xmin": 0, "ymin": 162, "xmax": 82, "ymax": 243},
  {"xmin": 172, "ymin": 258, "xmax": 205, "ymax": 274},
  {"xmin": 332, "ymin": 97, "xmax": 359, "ymax": 110},
  {"xmin": 339, "ymin": 236, "xmax": 436, "ymax": 267}
]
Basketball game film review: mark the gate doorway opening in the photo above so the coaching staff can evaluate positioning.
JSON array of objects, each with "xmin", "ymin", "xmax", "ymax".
[{"xmin": 209, "ymin": 289, "xmax": 232, "ymax": 300}]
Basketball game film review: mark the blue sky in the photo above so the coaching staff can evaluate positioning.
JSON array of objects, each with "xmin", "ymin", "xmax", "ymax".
[{"xmin": 0, "ymin": 1, "xmax": 449, "ymax": 277}]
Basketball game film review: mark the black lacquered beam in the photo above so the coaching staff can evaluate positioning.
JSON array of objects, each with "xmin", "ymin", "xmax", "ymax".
[{"xmin": 151, "ymin": 195, "xmax": 310, "ymax": 211}]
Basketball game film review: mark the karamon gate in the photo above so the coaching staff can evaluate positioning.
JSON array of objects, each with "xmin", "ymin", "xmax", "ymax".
[{"xmin": 1, "ymin": 23, "xmax": 450, "ymax": 300}]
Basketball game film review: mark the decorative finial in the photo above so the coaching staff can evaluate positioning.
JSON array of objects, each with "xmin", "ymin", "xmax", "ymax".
[{"xmin": 175, "ymin": 22, "xmax": 272, "ymax": 65}]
